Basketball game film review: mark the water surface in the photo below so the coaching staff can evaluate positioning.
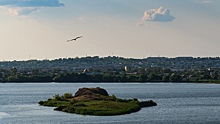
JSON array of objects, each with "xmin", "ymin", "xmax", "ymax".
[{"xmin": 0, "ymin": 83, "xmax": 220, "ymax": 124}]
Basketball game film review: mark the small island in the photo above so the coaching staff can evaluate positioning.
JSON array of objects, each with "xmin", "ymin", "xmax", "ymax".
[{"xmin": 39, "ymin": 87, "xmax": 157, "ymax": 116}]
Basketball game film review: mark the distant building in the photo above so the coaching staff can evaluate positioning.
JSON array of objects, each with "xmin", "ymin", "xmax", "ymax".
[{"xmin": 124, "ymin": 66, "xmax": 132, "ymax": 72}]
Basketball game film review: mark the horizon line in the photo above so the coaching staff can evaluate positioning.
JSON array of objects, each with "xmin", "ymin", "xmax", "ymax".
[{"xmin": 1, "ymin": 55, "xmax": 220, "ymax": 62}]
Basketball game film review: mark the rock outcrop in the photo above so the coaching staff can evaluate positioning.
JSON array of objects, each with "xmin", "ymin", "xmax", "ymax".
[{"xmin": 73, "ymin": 87, "xmax": 109, "ymax": 100}]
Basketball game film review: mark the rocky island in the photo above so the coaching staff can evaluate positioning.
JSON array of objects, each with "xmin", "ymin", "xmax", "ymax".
[{"xmin": 39, "ymin": 87, "xmax": 157, "ymax": 116}]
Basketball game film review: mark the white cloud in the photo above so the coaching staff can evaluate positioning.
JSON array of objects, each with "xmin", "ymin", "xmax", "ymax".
[
  {"xmin": 142, "ymin": 7, "xmax": 175, "ymax": 22},
  {"xmin": 0, "ymin": 0, "xmax": 64, "ymax": 16},
  {"xmin": 137, "ymin": 7, "xmax": 175, "ymax": 27}
]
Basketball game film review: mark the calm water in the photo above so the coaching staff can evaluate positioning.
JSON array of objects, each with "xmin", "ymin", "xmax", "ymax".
[{"xmin": 0, "ymin": 83, "xmax": 220, "ymax": 124}]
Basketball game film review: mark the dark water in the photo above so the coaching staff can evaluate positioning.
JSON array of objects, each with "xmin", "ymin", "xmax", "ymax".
[{"xmin": 0, "ymin": 83, "xmax": 220, "ymax": 124}]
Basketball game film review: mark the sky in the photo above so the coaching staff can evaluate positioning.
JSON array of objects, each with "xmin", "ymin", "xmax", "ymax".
[{"xmin": 0, "ymin": 0, "xmax": 220, "ymax": 60}]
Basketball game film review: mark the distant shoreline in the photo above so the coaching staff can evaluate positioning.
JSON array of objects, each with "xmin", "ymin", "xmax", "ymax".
[
  {"xmin": 1, "ymin": 81, "xmax": 220, "ymax": 84},
  {"xmin": 1, "ymin": 56, "xmax": 220, "ymax": 84}
]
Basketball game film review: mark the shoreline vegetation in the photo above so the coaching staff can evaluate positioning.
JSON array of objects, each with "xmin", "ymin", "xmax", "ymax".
[
  {"xmin": 1, "ymin": 68, "xmax": 220, "ymax": 84},
  {"xmin": 0, "ymin": 73, "xmax": 220, "ymax": 84},
  {"xmin": 39, "ymin": 87, "xmax": 157, "ymax": 116}
]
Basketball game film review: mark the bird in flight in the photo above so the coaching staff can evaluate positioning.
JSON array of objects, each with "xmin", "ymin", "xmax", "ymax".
[{"xmin": 67, "ymin": 36, "xmax": 83, "ymax": 42}]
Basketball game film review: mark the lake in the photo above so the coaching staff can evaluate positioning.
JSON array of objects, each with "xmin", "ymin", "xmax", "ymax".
[{"xmin": 0, "ymin": 83, "xmax": 220, "ymax": 124}]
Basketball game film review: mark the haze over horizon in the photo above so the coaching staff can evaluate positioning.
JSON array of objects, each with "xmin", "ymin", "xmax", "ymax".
[{"xmin": 0, "ymin": 0, "xmax": 220, "ymax": 61}]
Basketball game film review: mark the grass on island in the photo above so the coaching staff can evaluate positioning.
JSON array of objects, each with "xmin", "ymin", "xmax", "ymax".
[{"xmin": 39, "ymin": 93, "xmax": 156, "ymax": 116}]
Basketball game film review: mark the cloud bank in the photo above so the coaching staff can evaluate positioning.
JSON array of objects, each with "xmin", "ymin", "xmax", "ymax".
[{"xmin": 0, "ymin": 0, "xmax": 64, "ymax": 16}]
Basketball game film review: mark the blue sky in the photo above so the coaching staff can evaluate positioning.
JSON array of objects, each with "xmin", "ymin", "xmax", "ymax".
[{"xmin": 0, "ymin": 0, "xmax": 220, "ymax": 60}]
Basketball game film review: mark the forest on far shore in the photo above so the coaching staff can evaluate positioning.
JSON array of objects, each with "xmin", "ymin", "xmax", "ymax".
[{"xmin": 1, "ymin": 67, "xmax": 220, "ymax": 83}]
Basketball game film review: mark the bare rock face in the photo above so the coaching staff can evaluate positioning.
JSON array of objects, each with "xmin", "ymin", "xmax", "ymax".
[{"xmin": 73, "ymin": 87, "xmax": 109, "ymax": 100}]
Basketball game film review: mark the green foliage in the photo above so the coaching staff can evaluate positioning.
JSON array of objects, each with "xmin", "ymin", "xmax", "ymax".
[
  {"xmin": 139, "ymin": 100, "xmax": 157, "ymax": 107},
  {"xmin": 67, "ymin": 100, "xmax": 142, "ymax": 116},
  {"xmin": 111, "ymin": 94, "xmax": 116, "ymax": 100},
  {"xmin": 39, "ymin": 99, "xmax": 69, "ymax": 107},
  {"xmin": 70, "ymin": 99, "xmax": 77, "ymax": 104},
  {"xmin": 133, "ymin": 98, "xmax": 138, "ymax": 101},
  {"xmin": 62, "ymin": 93, "xmax": 73, "ymax": 100},
  {"xmin": 170, "ymin": 74, "xmax": 182, "ymax": 82},
  {"xmin": 38, "ymin": 101, "xmax": 45, "ymax": 105},
  {"xmin": 73, "ymin": 103, "xmax": 86, "ymax": 107},
  {"xmin": 53, "ymin": 94, "xmax": 62, "ymax": 101}
]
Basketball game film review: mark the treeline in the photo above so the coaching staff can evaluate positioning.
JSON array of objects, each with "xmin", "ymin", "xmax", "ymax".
[{"xmin": 1, "ymin": 68, "xmax": 220, "ymax": 83}]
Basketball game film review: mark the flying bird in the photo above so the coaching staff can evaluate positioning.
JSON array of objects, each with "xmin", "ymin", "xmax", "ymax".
[{"xmin": 67, "ymin": 36, "xmax": 83, "ymax": 42}]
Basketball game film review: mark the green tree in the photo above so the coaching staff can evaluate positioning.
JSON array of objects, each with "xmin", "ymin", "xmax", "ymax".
[
  {"xmin": 170, "ymin": 74, "xmax": 182, "ymax": 82},
  {"xmin": 148, "ymin": 73, "xmax": 162, "ymax": 81}
]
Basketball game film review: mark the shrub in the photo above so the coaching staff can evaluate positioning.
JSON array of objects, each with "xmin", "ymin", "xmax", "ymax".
[
  {"xmin": 53, "ymin": 94, "xmax": 62, "ymax": 100},
  {"xmin": 133, "ymin": 98, "xmax": 138, "ymax": 101},
  {"xmin": 62, "ymin": 92, "xmax": 73, "ymax": 100},
  {"xmin": 111, "ymin": 94, "xmax": 117, "ymax": 100},
  {"xmin": 38, "ymin": 101, "xmax": 45, "ymax": 105}
]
